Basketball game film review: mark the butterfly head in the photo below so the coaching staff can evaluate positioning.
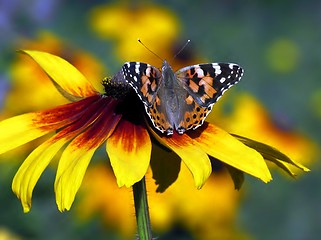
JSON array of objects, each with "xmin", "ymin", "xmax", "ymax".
[
  {"xmin": 161, "ymin": 60, "xmax": 177, "ymax": 87},
  {"xmin": 161, "ymin": 60, "xmax": 172, "ymax": 72}
]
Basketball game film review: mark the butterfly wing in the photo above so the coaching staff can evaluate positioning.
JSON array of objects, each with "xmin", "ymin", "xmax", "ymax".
[
  {"xmin": 174, "ymin": 92, "xmax": 214, "ymax": 133},
  {"xmin": 122, "ymin": 62, "xmax": 174, "ymax": 134},
  {"xmin": 145, "ymin": 95, "xmax": 174, "ymax": 135},
  {"xmin": 176, "ymin": 63, "xmax": 243, "ymax": 107},
  {"xmin": 122, "ymin": 62, "xmax": 162, "ymax": 107},
  {"xmin": 174, "ymin": 63, "xmax": 243, "ymax": 132}
]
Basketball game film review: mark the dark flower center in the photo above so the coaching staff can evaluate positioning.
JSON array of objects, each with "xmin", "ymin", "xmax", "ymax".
[
  {"xmin": 102, "ymin": 74, "xmax": 146, "ymax": 125},
  {"xmin": 102, "ymin": 76, "xmax": 132, "ymax": 100}
]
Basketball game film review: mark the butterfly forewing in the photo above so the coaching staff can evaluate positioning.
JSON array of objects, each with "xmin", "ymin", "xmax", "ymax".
[
  {"xmin": 176, "ymin": 63, "xmax": 243, "ymax": 108},
  {"xmin": 122, "ymin": 62, "xmax": 162, "ymax": 107}
]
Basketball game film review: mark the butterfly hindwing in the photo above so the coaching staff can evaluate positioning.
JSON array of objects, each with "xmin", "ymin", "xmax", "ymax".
[
  {"xmin": 145, "ymin": 95, "xmax": 174, "ymax": 134},
  {"xmin": 122, "ymin": 62, "xmax": 162, "ymax": 107},
  {"xmin": 177, "ymin": 93, "xmax": 214, "ymax": 132},
  {"xmin": 176, "ymin": 63, "xmax": 243, "ymax": 107}
]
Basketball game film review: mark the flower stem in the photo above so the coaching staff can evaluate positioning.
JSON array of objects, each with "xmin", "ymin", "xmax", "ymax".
[{"xmin": 133, "ymin": 177, "xmax": 153, "ymax": 240}]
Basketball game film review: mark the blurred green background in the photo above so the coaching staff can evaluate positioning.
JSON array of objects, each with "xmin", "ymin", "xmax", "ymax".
[{"xmin": 0, "ymin": 0, "xmax": 320, "ymax": 239}]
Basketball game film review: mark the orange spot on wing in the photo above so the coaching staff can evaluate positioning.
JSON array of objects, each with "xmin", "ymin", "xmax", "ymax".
[
  {"xmin": 141, "ymin": 75, "xmax": 150, "ymax": 85},
  {"xmin": 185, "ymin": 95, "xmax": 194, "ymax": 105},
  {"xmin": 147, "ymin": 94, "xmax": 153, "ymax": 103},
  {"xmin": 204, "ymin": 85, "xmax": 216, "ymax": 98},
  {"xmin": 200, "ymin": 76, "xmax": 213, "ymax": 86},
  {"xmin": 155, "ymin": 96, "xmax": 161, "ymax": 105},
  {"xmin": 189, "ymin": 80, "xmax": 199, "ymax": 92},
  {"xmin": 199, "ymin": 77, "xmax": 216, "ymax": 98}
]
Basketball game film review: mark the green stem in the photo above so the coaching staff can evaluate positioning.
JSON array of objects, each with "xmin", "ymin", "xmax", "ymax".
[{"xmin": 133, "ymin": 177, "xmax": 153, "ymax": 240}]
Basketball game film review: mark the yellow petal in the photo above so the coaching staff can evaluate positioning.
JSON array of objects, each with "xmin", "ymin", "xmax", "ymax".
[
  {"xmin": 12, "ymin": 137, "xmax": 68, "ymax": 213},
  {"xmin": 191, "ymin": 123, "xmax": 272, "ymax": 183},
  {"xmin": 0, "ymin": 96, "xmax": 102, "ymax": 155},
  {"xmin": 151, "ymin": 129, "xmax": 212, "ymax": 189},
  {"xmin": 55, "ymin": 103, "xmax": 121, "ymax": 211},
  {"xmin": 233, "ymin": 134, "xmax": 310, "ymax": 173},
  {"xmin": 20, "ymin": 50, "xmax": 98, "ymax": 100},
  {"xmin": 0, "ymin": 113, "xmax": 53, "ymax": 155},
  {"xmin": 107, "ymin": 120, "xmax": 152, "ymax": 188},
  {"xmin": 55, "ymin": 143, "xmax": 97, "ymax": 212}
]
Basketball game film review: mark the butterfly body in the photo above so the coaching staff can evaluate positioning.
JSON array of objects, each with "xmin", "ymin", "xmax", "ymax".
[{"xmin": 121, "ymin": 60, "xmax": 243, "ymax": 135}]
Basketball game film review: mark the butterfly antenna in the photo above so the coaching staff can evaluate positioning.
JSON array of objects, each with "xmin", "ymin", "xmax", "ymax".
[
  {"xmin": 138, "ymin": 38, "xmax": 163, "ymax": 62},
  {"xmin": 172, "ymin": 39, "xmax": 191, "ymax": 60}
]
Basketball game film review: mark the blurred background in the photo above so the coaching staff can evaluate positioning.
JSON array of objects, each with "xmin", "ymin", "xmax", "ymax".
[{"xmin": 0, "ymin": 0, "xmax": 320, "ymax": 239}]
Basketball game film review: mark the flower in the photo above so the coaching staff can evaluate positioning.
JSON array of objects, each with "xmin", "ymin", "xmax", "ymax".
[
  {"xmin": 78, "ymin": 162, "xmax": 245, "ymax": 239},
  {"xmin": 0, "ymin": 227, "xmax": 20, "ymax": 240},
  {"xmin": 0, "ymin": 32, "xmax": 104, "ymax": 164},
  {"xmin": 89, "ymin": 2, "xmax": 180, "ymax": 64},
  {"xmin": 0, "ymin": 51, "xmax": 307, "ymax": 213},
  {"xmin": 208, "ymin": 94, "xmax": 318, "ymax": 172}
]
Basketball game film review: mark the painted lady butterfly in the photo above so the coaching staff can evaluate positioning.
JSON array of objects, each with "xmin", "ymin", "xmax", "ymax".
[{"xmin": 121, "ymin": 60, "xmax": 243, "ymax": 135}]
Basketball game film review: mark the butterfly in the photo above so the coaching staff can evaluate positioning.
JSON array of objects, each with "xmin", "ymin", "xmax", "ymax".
[{"xmin": 121, "ymin": 60, "xmax": 243, "ymax": 135}]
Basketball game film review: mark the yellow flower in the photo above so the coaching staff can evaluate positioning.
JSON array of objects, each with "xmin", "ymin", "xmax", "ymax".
[
  {"xmin": 78, "ymin": 164, "xmax": 136, "ymax": 237},
  {"xmin": 78, "ymin": 163, "xmax": 245, "ymax": 240},
  {"xmin": 0, "ymin": 227, "xmax": 20, "ymax": 240},
  {"xmin": 148, "ymin": 163, "xmax": 245, "ymax": 240},
  {"xmin": 208, "ymin": 94, "xmax": 318, "ymax": 171},
  {"xmin": 0, "ymin": 32, "xmax": 104, "ymax": 164},
  {"xmin": 89, "ymin": 3, "xmax": 180, "ymax": 64},
  {"xmin": 0, "ymin": 51, "xmax": 307, "ymax": 213}
]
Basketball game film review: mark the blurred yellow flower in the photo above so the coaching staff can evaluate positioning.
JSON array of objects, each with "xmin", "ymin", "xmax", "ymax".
[
  {"xmin": 209, "ymin": 93, "xmax": 318, "ymax": 171},
  {"xmin": 78, "ymin": 162, "xmax": 246, "ymax": 240},
  {"xmin": 89, "ymin": 3, "xmax": 180, "ymax": 64},
  {"xmin": 78, "ymin": 164, "xmax": 136, "ymax": 237},
  {"xmin": 148, "ymin": 155, "xmax": 247, "ymax": 240},
  {"xmin": 0, "ymin": 227, "xmax": 20, "ymax": 240}
]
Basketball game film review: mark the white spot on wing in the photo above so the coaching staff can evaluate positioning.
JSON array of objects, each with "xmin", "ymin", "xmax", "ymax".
[
  {"xmin": 229, "ymin": 63, "xmax": 235, "ymax": 69},
  {"xmin": 220, "ymin": 77, "xmax": 226, "ymax": 83},
  {"xmin": 212, "ymin": 64, "xmax": 222, "ymax": 74},
  {"xmin": 146, "ymin": 67, "xmax": 151, "ymax": 76},
  {"xmin": 135, "ymin": 64, "xmax": 140, "ymax": 74},
  {"xmin": 195, "ymin": 67, "xmax": 204, "ymax": 76}
]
